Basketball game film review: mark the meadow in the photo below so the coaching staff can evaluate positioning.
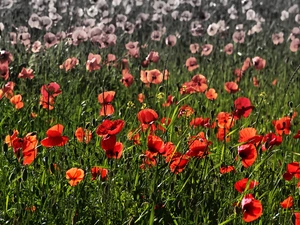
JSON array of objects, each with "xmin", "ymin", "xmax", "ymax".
[{"xmin": 1, "ymin": 0, "xmax": 300, "ymax": 224}]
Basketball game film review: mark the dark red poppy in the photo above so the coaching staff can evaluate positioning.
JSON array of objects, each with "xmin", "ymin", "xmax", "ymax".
[
  {"xmin": 147, "ymin": 135, "xmax": 164, "ymax": 153},
  {"xmin": 96, "ymin": 119, "xmax": 125, "ymax": 136},
  {"xmin": 233, "ymin": 97, "xmax": 254, "ymax": 120},
  {"xmin": 104, "ymin": 142, "xmax": 123, "ymax": 159},
  {"xmin": 241, "ymin": 194, "xmax": 263, "ymax": 222},
  {"xmin": 294, "ymin": 130, "xmax": 300, "ymax": 139},
  {"xmin": 283, "ymin": 162, "xmax": 300, "ymax": 181},
  {"xmin": 101, "ymin": 135, "xmax": 117, "ymax": 150},
  {"xmin": 238, "ymin": 144, "xmax": 257, "ymax": 168},
  {"xmin": 41, "ymin": 124, "xmax": 69, "ymax": 147},
  {"xmin": 137, "ymin": 109, "xmax": 158, "ymax": 124},
  {"xmin": 234, "ymin": 178, "xmax": 259, "ymax": 193},
  {"xmin": 262, "ymin": 132, "xmax": 282, "ymax": 151}
]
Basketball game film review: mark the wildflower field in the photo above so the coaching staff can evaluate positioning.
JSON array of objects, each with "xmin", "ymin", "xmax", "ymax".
[{"xmin": 1, "ymin": 0, "xmax": 300, "ymax": 224}]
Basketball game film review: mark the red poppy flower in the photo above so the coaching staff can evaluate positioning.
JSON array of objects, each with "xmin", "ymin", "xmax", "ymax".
[
  {"xmin": 280, "ymin": 196, "xmax": 293, "ymax": 209},
  {"xmin": 147, "ymin": 135, "xmax": 164, "ymax": 153},
  {"xmin": 75, "ymin": 127, "xmax": 92, "ymax": 144},
  {"xmin": 66, "ymin": 168, "xmax": 85, "ymax": 186},
  {"xmin": 186, "ymin": 138, "xmax": 210, "ymax": 158},
  {"xmin": 242, "ymin": 57, "xmax": 252, "ymax": 72},
  {"xmin": 294, "ymin": 130, "xmax": 300, "ymax": 139},
  {"xmin": 127, "ymin": 129, "xmax": 141, "ymax": 145},
  {"xmin": 137, "ymin": 109, "xmax": 158, "ymax": 124},
  {"xmin": 238, "ymin": 127, "xmax": 263, "ymax": 144},
  {"xmin": 169, "ymin": 153, "xmax": 189, "ymax": 174},
  {"xmin": 101, "ymin": 135, "xmax": 117, "ymax": 150},
  {"xmin": 12, "ymin": 132, "xmax": 38, "ymax": 165},
  {"xmin": 104, "ymin": 142, "xmax": 123, "ymax": 159},
  {"xmin": 283, "ymin": 162, "xmax": 300, "ymax": 181},
  {"xmin": 146, "ymin": 51, "xmax": 160, "ymax": 63},
  {"xmin": 238, "ymin": 144, "xmax": 257, "ymax": 168},
  {"xmin": 220, "ymin": 165, "xmax": 235, "ymax": 174},
  {"xmin": 18, "ymin": 67, "xmax": 34, "ymax": 79},
  {"xmin": 157, "ymin": 117, "xmax": 171, "ymax": 132},
  {"xmin": 96, "ymin": 119, "xmax": 125, "ymax": 136},
  {"xmin": 253, "ymin": 77, "xmax": 259, "ymax": 87},
  {"xmin": 91, "ymin": 167, "xmax": 108, "ymax": 181},
  {"xmin": 190, "ymin": 117, "xmax": 212, "ymax": 128},
  {"xmin": 41, "ymin": 124, "xmax": 69, "ymax": 147},
  {"xmin": 262, "ymin": 132, "xmax": 282, "ymax": 151},
  {"xmin": 140, "ymin": 150, "xmax": 157, "ymax": 169},
  {"xmin": 233, "ymin": 97, "xmax": 254, "ymax": 120},
  {"xmin": 98, "ymin": 91, "xmax": 115, "ymax": 116},
  {"xmin": 224, "ymin": 81, "xmax": 239, "ymax": 93},
  {"xmin": 137, "ymin": 93, "xmax": 145, "ymax": 103},
  {"xmin": 234, "ymin": 178, "xmax": 259, "ymax": 193},
  {"xmin": 160, "ymin": 141, "xmax": 176, "ymax": 157},
  {"xmin": 273, "ymin": 116, "xmax": 291, "ymax": 136},
  {"xmin": 241, "ymin": 194, "xmax": 263, "ymax": 222},
  {"xmin": 252, "ymin": 56, "xmax": 266, "ymax": 70},
  {"xmin": 41, "ymin": 82, "xmax": 62, "ymax": 98},
  {"xmin": 295, "ymin": 212, "xmax": 300, "ymax": 225},
  {"xmin": 216, "ymin": 127, "xmax": 230, "ymax": 142},
  {"xmin": 162, "ymin": 95, "xmax": 175, "ymax": 107},
  {"xmin": 39, "ymin": 95, "xmax": 55, "ymax": 110},
  {"xmin": 10, "ymin": 94, "xmax": 24, "ymax": 109}
]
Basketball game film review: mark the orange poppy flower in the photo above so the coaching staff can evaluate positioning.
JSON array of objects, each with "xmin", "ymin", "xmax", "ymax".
[
  {"xmin": 273, "ymin": 116, "xmax": 291, "ymax": 136},
  {"xmin": 163, "ymin": 69, "xmax": 170, "ymax": 80},
  {"xmin": 5, "ymin": 129, "xmax": 19, "ymax": 147},
  {"xmin": 234, "ymin": 178, "xmax": 259, "ymax": 193},
  {"xmin": 217, "ymin": 112, "xmax": 234, "ymax": 129},
  {"xmin": 39, "ymin": 95, "xmax": 55, "ymax": 110},
  {"xmin": 224, "ymin": 81, "xmax": 239, "ymax": 93},
  {"xmin": 75, "ymin": 127, "xmax": 92, "ymax": 144},
  {"xmin": 127, "ymin": 130, "xmax": 141, "ymax": 145},
  {"xmin": 238, "ymin": 127, "xmax": 262, "ymax": 144},
  {"xmin": 120, "ymin": 71, "xmax": 134, "ymax": 87},
  {"xmin": 272, "ymin": 79, "xmax": 277, "ymax": 86},
  {"xmin": 162, "ymin": 95, "xmax": 175, "ymax": 107},
  {"xmin": 2, "ymin": 81, "xmax": 15, "ymax": 99},
  {"xmin": 91, "ymin": 167, "xmax": 108, "ymax": 181},
  {"xmin": 178, "ymin": 105, "xmax": 194, "ymax": 117},
  {"xmin": 186, "ymin": 138, "xmax": 210, "ymax": 158},
  {"xmin": 137, "ymin": 109, "xmax": 158, "ymax": 124},
  {"xmin": 18, "ymin": 67, "xmax": 34, "ymax": 79},
  {"xmin": 220, "ymin": 165, "xmax": 235, "ymax": 174},
  {"xmin": 234, "ymin": 68, "xmax": 243, "ymax": 82},
  {"xmin": 12, "ymin": 132, "xmax": 38, "ymax": 165},
  {"xmin": 59, "ymin": 57, "xmax": 79, "ymax": 72},
  {"xmin": 253, "ymin": 76, "xmax": 259, "ymax": 87},
  {"xmin": 216, "ymin": 127, "xmax": 230, "ymax": 142},
  {"xmin": 10, "ymin": 94, "xmax": 24, "ymax": 109},
  {"xmin": 241, "ymin": 194, "xmax": 263, "ymax": 222},
  {"xmin": 86, "ymin": 53, "xmax": 101, "ymax": 72},
  {"xmin": 146, "ymin": 69, "xmax": 163, "ymax": 84},
  {"xmin": 238, "ymin": 144, "xmax": 257, "ymax": 168},
  {"xmin": 98, "ymin": 91, "xmax": 115, "ymax": 104},
  {"xmin": 137, "ymin": 93, "xmax": 145, "ymax": 103},
  {"xmin": 66, "ymin": 168, "xmax": 85, "ymax": 186},
  {"xmin": 280, "ymin": 196, "xmax": 293, "ymax": 209},
  {"xmin": 252, "ymin": 56, "xmax": 266, "ymax": 70},
  {"xmin": 41, "ymin": 124, "xmax": 69, "ymax": 147},
  {"xmin": 242, "ymin": 57, "xmax": 252, "ymax": 72},
  {"xmin": 205, "ymin": 88, "xmax": 218, "ymax": 100},
  {"xmin": 185, "ymin": 57, "xmax": 199, "ymax": 71}
]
